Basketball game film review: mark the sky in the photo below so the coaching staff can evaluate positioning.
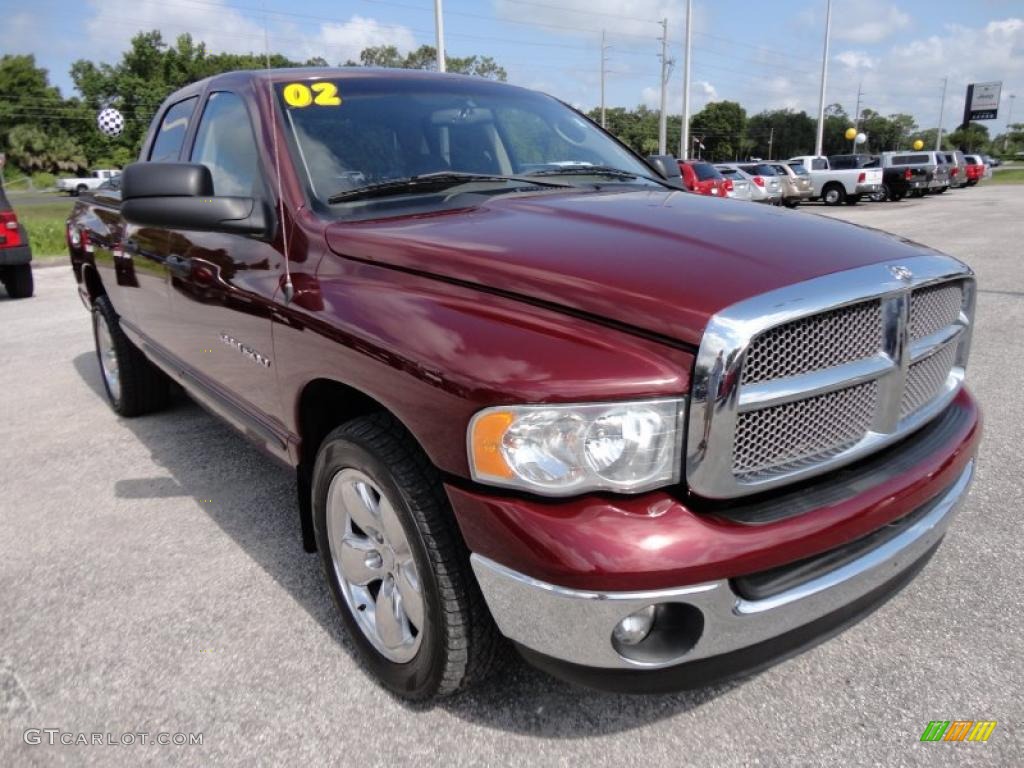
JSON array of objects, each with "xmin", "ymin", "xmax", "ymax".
[{"xmin": 8, "ymin": 0, "xmax": 1024, "ymax": 135}]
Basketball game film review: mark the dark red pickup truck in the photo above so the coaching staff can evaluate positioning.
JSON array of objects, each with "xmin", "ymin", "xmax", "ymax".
[{"xmin": 67, "ymin": 68, "xmax": 980, "ymax": 699}]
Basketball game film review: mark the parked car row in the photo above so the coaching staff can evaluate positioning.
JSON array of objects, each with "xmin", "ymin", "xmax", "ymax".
[{"xmin": 677, "ymin": 149, "xmax": 993, "ymax": 207}]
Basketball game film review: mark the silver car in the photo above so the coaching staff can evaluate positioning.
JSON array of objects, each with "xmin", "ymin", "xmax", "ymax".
[{"xmin": 717, "ymin": 163, "xmax": 783, "ymax": 204}]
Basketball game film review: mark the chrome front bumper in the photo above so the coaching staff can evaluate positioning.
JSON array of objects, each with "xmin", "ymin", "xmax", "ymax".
[{"xmin": 471, "ymin": 460, "xmax": 974, "ymax": 671}]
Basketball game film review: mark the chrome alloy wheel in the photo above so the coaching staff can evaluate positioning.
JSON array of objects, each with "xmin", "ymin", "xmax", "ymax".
[
  {"xmin": 326, "ymin": 468, "xmax": 425, "ymax": 662},
  {"xmin": 94, "ymin": 310, "xmax": 121, "ymax": 403}
]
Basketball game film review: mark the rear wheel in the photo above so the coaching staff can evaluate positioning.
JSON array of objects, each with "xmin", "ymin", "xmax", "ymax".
[
  {"xmin": 75, "ymin": 184, "xmax": 88, "ymax": 196},
  {"xmin": 92, "ymin": 295, "xmax": 171, "ymax": 416},
  {"xmin": 822, "ymin": 183, "xmax": 846, "ymax": 206},
  {"xmin": 1, "ymin": 263, "xmax": 33, "ymax": 299},
  {"xmin": 870, "ymin": 185, "xmax": 889, "ymax": 202},
  {"xmin": 312, "ymin": 414, "xmax": 501, "ymax": 700},
  {"xmin": 783, "ymin": 199, "xmax": 800, "ymax": 208}
]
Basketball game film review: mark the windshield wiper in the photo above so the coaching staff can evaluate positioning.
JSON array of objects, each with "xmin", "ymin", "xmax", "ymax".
[
  {"xmin": 524, "ymin": 165, "xmax": 664, "ymax": 184},
  {"xmin": 327, "ymin": 172, "xmax": 570, "ymax": 204}
]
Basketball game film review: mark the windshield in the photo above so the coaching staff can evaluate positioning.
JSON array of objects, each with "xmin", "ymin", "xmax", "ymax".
[
  {"xmin": 786, "ymin": 163, "xmax": 809, "ymax": 176},
  {"xmin": 275, "ymin": 77, "xmax": 660, "ymax": 208}
]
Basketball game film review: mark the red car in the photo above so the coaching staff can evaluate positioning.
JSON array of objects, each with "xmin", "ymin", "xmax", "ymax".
[
  {"xmin": 67, "ymin": 69, "xmax": 979, "ymax": 699},
  {"xmin": 964, "ymin": 155, "xmax": 986, "ymax": 185},
  {"xmin": 679, "ymin": 159, "xmax": 732, "ymax": 197}
]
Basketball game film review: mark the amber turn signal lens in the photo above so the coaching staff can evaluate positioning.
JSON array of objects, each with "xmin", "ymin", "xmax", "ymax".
[{"xmin": 470, "ymin": 411, "xmax": 515, "ymax": 479}]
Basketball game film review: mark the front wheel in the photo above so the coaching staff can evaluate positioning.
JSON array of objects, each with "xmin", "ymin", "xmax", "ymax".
[
  {"xmin": 75, "ymin": 184, "xmax": 88, "ymax": 196},
  {"xmin": 844, "ymin": 194, "xmax": 862, "ymax": 206},
  {"xmin": 1, "ymin": 263, "xmax": 33, "ymax": 298},
  {"xmin": 312, "ymin": 414, "xmax": 500, "ymax": 700},
  {"xmin": 783, "ymin": 199, "xmax": 800, "ymax": 208}
]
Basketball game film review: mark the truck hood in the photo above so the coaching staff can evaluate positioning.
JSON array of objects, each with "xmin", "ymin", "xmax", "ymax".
[{"xmin": 324, "ymin": 189, "xmax": 938, "ymax": 347}]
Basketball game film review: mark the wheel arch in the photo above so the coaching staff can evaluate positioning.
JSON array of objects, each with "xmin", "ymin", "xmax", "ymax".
[{"xmin": 294, "ymin": 377, "xmax": 422, "ymax": 553}]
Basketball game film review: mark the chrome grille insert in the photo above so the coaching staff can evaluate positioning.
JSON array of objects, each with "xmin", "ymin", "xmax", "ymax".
[
  {"xmin": 901, "ymin": 342, "xmax": 959, "ymax": 419},
  {"xmin": 909, "ymin": 281, "xmax": 964, "ymax": 342},
  {"xmin": 734, "ymin": 381, "xmax": 879, "ymax": 480},
  {"xmin": 687, "ymin": 256, "xmax": 975, "ymax": 499},
  {"xmin": 741, "ymin": 300, "xmax": 883, "ymax": 385}
]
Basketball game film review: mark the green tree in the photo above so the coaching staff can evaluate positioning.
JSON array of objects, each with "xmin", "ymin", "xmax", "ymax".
[
  {"xmin": 0, "ymin": 55, "xmax": 87, "ymax": 172},
  {"xmin": 348, "ymin": 44, "xmax": 507, "ymax": 80},
  {"xmin": 746, "ymin": 109, "xmax": 815, "ymax": 159},
  {"xmin": 947, "ymin": 122, "xmax": 990, "ymax": 152},
  {"xmin": 690, "ymin": 101, "xmax": 747, "ymax": 160}
]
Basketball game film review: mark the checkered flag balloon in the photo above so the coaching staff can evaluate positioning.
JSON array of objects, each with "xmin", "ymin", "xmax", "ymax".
[{"xmin": 97, "ymin": 108, "xmax": 125, "ymax": 137}]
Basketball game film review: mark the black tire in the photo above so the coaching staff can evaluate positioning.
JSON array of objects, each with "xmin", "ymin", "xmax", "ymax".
[
  {"xmin": 935, "ymin": 186, "xmax": 948, "ymax": 194},
  {"xmin": 822, "ymin": 183, "xmax": 846, "ymax": 206},
  {"xmin": 891, "ymin": 190, "xmax": 905, "ymax": 201},
  {"xmin": 910, "ymin": 189, "xmax": 924, "ymax": 198},
  {"xmin": 783, "ymin": 199, "xmax": 800, "ymax": 208},
  {"xmin": 844, "ymin": 194, "xmax": 862, "ymax": 206},
  {"xmin": 75, "ymin": 184, "xmax": 88, "ymax": 196},
  {"xmin": 2, "ymin": 263, "xmax": 34, "ymax": 299},
  {"xmin": 312, "ymin": 414, "xmax": 501, "ymax": 700},
  {"xmin": 92, "ymin": 295, "xmax": 171, "ymax": 416}
]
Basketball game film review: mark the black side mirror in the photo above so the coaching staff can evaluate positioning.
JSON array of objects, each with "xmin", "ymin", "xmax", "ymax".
[
  {"xmin": 646, "ymin": 155, "xmax": 684, "ymax": 188},
  {"xmin": 121, "ymin": 162, "xmax": 272, "ymax": 238}
]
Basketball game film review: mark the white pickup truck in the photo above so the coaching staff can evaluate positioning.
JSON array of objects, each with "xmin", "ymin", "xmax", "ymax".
[
  {"xmin": 787, "ymin": 156, "xmax": 882, "ymax": 206},
  {"xmin": 56, "ymin": 169, "xmax": 120, "ymax": 196}
]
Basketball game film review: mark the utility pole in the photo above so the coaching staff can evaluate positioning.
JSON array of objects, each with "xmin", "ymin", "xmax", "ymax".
[
  {"xmin": 935, "ymin": 76, "xmax": 948, "ymax": 150},
  {"xmin": 768, "ymin": 125, "xmax": 774, "ymax": 160},
  {"xmin": 679, "ymin": 0, "xmax": 692, "ymax": 159},
  {"xmin": 1006, "ymin": 94, "xmax": 1016, "ymax": 152},
  {"xmin": 851, "ymin": 81, "xmax": 863, "ymax": 152},
  {"xmin": 600, "ymin": 30, "xmax": 610, "ymax": 129},
  {"xmin": 814, "ymin": 0, "xmax": 833, "ymax": 156},
  {"xmin": 657, "ymin": 18, "xmax": 670, "ymax": 156},
  {"xmin": 434, "ymin": 0, "xmax": 446, "ymax": 73}
]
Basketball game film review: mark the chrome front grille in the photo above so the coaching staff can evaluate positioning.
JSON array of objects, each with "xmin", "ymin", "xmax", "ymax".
[{"xmin": 687, "ymin": 257, "xmax": 974, "ymax": 499}]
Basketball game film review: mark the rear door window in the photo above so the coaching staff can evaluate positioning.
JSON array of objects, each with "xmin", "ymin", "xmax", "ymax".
[{"xmin": 149, "ymin": 97, "xmax": 199, "ymax": 162}]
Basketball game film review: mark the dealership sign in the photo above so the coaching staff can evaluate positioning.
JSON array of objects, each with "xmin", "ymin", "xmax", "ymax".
[{"xmin": 964, "ymin": 81, "xmax": 1002, "ymax": 121}]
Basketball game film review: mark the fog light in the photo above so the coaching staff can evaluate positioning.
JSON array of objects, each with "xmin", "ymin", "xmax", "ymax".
[{"xmin": 613, "ymin": 605, "xmax": 656, "ymax": 646}]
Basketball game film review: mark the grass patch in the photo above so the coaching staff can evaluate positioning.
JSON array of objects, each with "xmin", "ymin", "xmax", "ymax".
[
  {"xmin": 11, "ymin": 201, "xmax": 75, "ymax": 258},
  {"xmin": 988, "ymin": 168, "xmax": 1024, "ymax": 185}
]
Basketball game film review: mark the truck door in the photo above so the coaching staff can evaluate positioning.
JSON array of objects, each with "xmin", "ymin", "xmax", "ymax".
[
  {"xmin": 165, "ymin": 90, "xmax": 284, "ymax": 422},
  {"xmin": 121, "ymin": 96, "xmax": 199, "ymax": 351}
]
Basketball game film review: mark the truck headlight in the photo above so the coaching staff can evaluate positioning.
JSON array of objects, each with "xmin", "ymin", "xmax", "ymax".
[{"xmin": 468, "ymin": 399, "xmax": 685, "ymax": 496}]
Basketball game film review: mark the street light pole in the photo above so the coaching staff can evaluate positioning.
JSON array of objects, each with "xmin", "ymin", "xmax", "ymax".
[
  {"xmin": 600, "ymin": 30, "xmax": 610, "ymax": 129},
  {"xmin": 434, "ymin": 0, "xmax": 446, "ymax": 73},
  {"xmin": 851, "ymin": 81, "xmax": 863, "ymax": 153},
  {"xmin": 1006, "ymin": 94, "xmax": 1016, "ymax": 152},
  {"xmin": 679, "ymin": 0, "xmax": 692, "ymax": 159},
  {"xmin": 814, "ymin": 0, "xmax": 833, "ymax": 156},
  {"xmin": 936, "ymin": 77, "xmax": 948, "ymax": 150},
  {"xmin": 658, "ymin": 19, "xmax": 669, "ymax": 156}
]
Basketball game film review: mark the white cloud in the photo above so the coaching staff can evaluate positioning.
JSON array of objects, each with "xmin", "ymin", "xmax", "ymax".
[
  {"xmin": 835, "ymin": 51, "xmax": 876, "ymax": 70},
  {"xmin": 834, "ymin": 6, "xmax": 911, "ymax": 44},
  {"xmin": 79, "ymin": 0, "xmax": 417, "ymax": 68},
  {"xmin": 314, "ymin": 16, "xmax": 417, "ymax": 64},
  {"xmin": 641, "ymin": 79, "xmax": 717, "ymax": 112}
]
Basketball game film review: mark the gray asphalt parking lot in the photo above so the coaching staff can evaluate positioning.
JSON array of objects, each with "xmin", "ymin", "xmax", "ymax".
[{"xmin": 2, "ymin": 185, "xmax": 1021, "ymax": 766}]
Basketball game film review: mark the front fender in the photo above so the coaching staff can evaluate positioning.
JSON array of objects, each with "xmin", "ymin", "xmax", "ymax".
[{"xmin": 273, "ymin": 254, "xmax": 693, "ymax": 478}]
